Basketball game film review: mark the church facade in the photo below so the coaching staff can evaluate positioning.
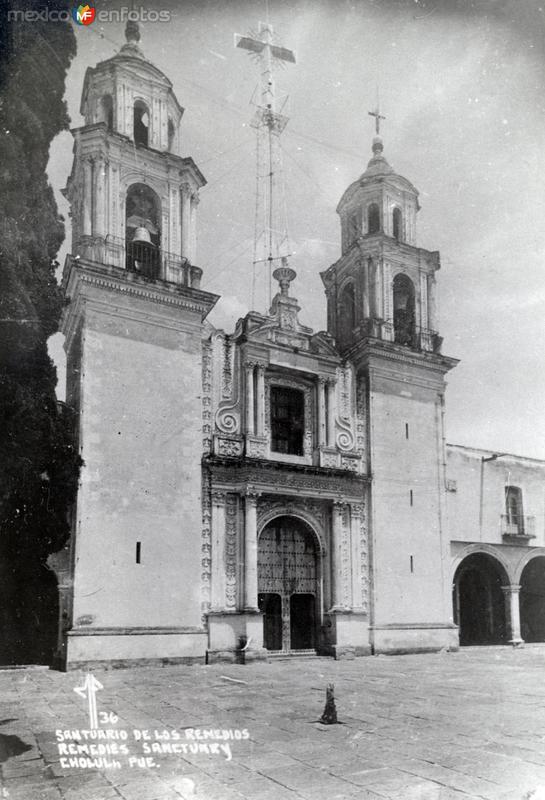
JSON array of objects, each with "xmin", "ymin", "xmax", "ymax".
[{"xmin": 54, "ymin": 25, "xmax": 545, "ymax": 669}]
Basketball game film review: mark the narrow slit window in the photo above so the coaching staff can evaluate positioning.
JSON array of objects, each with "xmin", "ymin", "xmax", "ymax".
[
  {"xmin": 405, "ymin": 423, "xmax": 409, "ymax": 440},
  {"xmin": 410, "ymin": 489, "xmax": 413, "ymax": 506},
  {"xmin": 136, "ymin": 541, "xmax": 141, "ymax": 564},
  {"xmin": 410, "ymin": 555, "xmax": 414, "ymax": 573}
]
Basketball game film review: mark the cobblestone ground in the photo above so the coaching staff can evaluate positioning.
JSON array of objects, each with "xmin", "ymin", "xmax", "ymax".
[{"xmin": 1, "ymin": 647, "xmax": 545, "ymax": 800}]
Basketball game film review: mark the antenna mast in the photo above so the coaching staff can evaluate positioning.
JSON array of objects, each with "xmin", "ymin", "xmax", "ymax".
[{"xmin": 235, "ymin": 22, "xmax": 296, "ymax": 309}]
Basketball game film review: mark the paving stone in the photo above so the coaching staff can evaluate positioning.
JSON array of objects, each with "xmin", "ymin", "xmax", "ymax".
[{"xmin": 3, "ymin": 649, "xmax": 545, "ymax": 798}]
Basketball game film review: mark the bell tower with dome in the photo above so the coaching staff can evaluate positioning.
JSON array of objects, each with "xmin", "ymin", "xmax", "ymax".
[
  {"xmin": 59, "ymin": 22, "xmax": 218, "ymax": 669},
  {"xmin": 321, "ymin": 113, "xmax": 460, "ymax": 654}
]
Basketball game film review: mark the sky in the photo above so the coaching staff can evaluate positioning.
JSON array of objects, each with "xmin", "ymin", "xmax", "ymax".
[{"xmin": 48, "ymin": 0, "xmax": 545, "ymax": 459}]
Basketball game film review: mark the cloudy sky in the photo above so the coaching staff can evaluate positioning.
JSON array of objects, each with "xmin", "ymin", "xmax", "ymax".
[{"xmin": 49, "ymin": 0, "xmax": 545, "ymax": 458}]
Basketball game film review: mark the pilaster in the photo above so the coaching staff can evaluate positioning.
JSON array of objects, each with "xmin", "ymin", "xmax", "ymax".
[
  {"xmin": 210, "ymin": 491, "xmax": 226, "ymax": 611},
  {"xmin": 244, "ymin": 492, "xmax": 260, "ymax": 611}
]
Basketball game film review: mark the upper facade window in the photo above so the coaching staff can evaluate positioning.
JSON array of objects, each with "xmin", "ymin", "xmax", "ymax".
[
  {"xmin": 270, "ymin": 386, "xmax": 304, "ymax": 456},
  {"xmin": 505, "ymin": 485, "xmax": 523, "ymax": 527}
]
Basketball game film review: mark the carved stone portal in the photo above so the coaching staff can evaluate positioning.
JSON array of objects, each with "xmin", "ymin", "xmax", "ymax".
[{"xmin": 257, "ymin": 516, "xmax": 320, "ymax": 652}]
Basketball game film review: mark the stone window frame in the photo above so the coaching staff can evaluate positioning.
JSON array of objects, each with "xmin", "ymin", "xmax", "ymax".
[{"xmin": 264, "ymin": 374, "xmax": 314, "ymax": 465}]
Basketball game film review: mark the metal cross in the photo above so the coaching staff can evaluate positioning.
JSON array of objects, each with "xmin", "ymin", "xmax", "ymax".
[
  {"xmin": 235, "ymin": 22, "xmax": 295, "ymax": 112},
  {"xmin": 368, "ymin": 107, "xmax": 386, "ymax": 135}
]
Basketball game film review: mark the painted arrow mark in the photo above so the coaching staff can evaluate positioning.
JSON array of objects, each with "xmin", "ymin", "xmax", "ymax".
[{"xmin": 74, "ymin": 673, "xmax": 103, "ymax": 729}]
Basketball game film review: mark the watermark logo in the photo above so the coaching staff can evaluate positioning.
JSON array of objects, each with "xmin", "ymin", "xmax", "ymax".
[
  {"xmin": 72, "ymin": 5, "xmax": 95, "ymax": 25},
  {"xmin": 7, "ymin": 6, "xmax": 171, "ymax": 24}
]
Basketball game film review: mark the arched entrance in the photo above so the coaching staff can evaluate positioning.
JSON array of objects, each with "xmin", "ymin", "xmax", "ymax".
[
  {"xmin": 257, "ymin": 516, "xmax": 320, "ymax": 652},
  {"xmin": 453, "ymin": 553, "xmax": 507, "ymax": 645},
  {"xmin": 520, "ymin": 557, "xmax": 545, "ymax": 642}
]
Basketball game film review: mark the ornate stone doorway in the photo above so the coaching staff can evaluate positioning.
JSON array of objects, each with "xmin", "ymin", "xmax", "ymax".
[
  {"xmin": 453, "ymin": 553, "xmax": 507, "ymax": 645},
  {"xmin": 257, "ymin": 516, "xmax": 319, "ymax": 652}
]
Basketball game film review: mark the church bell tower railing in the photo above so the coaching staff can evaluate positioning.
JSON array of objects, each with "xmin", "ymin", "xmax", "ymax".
[{"xmin": 75, "ymin": 235, "xmax": 201, "ymax": 289}]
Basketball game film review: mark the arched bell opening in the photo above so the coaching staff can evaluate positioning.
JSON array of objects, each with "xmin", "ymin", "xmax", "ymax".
[
  {"xmin": 257, "ymin": 516, "xmax": 320, "ymax": 653},
  {"xmin": 393, "ymin": 273, "xmax": 416, "ymax": 346},
  {"xmin": 338, "ymin": 282, "xmax": 356, "ymax": 348},
  {"xmin": 133, "ymin": 100, "xmax": 149, "ymax": 147},
  {"xmin": 99, "ymin": 94, "xmax": 113, "ymax": 132},
  {"xmin": 168, "ymin": 118, "xmax": 176, "ymax": 152},
  {"xmin": 367, "ymin": 202, "xmax": 380, "ymax": 235},
  {"xmin": 392, "ymin": 206, "xmax": 402, "ymax": 241},
  {"xmin": 520, "ymin": 557, "xmax": 545, "ymax": 642},
  {"xmin": 453, "ymin": 553, "xmax": 508, "ymax": 646},
  {"xmin": 125, "ymin": 183, "xmax": 161, "ymax": 278}
]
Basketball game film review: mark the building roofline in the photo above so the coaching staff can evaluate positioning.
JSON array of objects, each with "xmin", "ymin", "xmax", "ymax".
[{"xmin": 447, "ymin": 442, "xmax": 545, "ymax": 466}]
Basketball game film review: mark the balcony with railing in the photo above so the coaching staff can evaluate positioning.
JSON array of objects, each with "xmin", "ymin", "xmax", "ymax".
[
  {"xmin": 76, "ymin": 234, "xmax": 202, "ymax": 289},
  {"xmin": 501, "ymin": 514, "xmax": 536, "ymax": 542}
]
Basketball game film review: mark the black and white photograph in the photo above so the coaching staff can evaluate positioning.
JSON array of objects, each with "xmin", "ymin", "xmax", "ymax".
[{"xmin": 1, "ymin": 0, "xmax": 545, "ymax": 797}]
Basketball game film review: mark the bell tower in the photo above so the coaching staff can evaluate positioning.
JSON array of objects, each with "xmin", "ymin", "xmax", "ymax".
[
  {"xmin": 322, "ymin": 114, "xmax": 460, "ymax": 654},
  {"xmin": 60, "ymin": 23, "xmax": 218, "ymax": 669}
]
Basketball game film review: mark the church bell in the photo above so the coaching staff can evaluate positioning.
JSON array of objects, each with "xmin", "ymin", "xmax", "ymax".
[{"xmin": 132, "ymin": 226, "xmax": 153, "ymax": 246}]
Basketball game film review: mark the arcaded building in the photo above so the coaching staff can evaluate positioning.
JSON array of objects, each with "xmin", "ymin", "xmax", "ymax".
[{"xmin": 54, "ymin": 24, "xmax": 545, "ymax": 668}]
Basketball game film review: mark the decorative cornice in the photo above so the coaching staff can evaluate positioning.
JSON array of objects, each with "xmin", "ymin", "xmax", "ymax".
[
  {"xmin": 63, "ymin": 257, "xmax": 218, "ymax": 320},
  {"xmin": 204, "ymin": 455, "xmax": 368, "ymax": 500},
  {"xmin": 347, "ymin": 338, "xmax": 458, "ymax": 376}
]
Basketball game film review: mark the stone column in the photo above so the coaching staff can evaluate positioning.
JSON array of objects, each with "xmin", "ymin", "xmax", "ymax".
[
  {"xmin": 362, "ymin": 258, "xmax": 370, "ymax": 319},
  {"xmin": 169, "ymin": 185, "xmax": 180, "ymax": 258},
  {"xmin": 190, "ymin": 192, "xmax": 199, "ymax": 263},
  {"xmin": 244, "ymin": 492, "xmax": 260, "ymax": 611},
  {"xmin": 374, "ymin": 259, "xmax": 384, "ymax": 320},
  {"xmin": 317, "ymin": 377, "xmax": 326, "ymax": 446},
  {"xmin": 210, "ymin": 492, "xmax": 226, "ymax": 610},
  {"xmin": 93, "ymin": 156, "xmax": 104, "ymax": 237},
  {"xmin": 256, "ymin": 365, "xmax": 265, "ymax": 436},
  {"xmin": 419, "ymin": 271, "xmax": 429, "ymax": 331},
  {"xmin": 326, "ymin": 378, "xmax": 336, "ymax": 447},
  {"xmin": 502, "ymin": 584, "xmax": 523, "ymax": 646},
  {"xmin": 428, "ymin": 275, "xmax": 438, "ymax": 332},
  {"xmin": 245, "ymin": 363, "xmax": 255, "ymax": 435},
  {"xmin": 181, "ymin": 183, "xmax": 191, "ymax": 260},
  {"xmin": 330, "ymin": 501, "xmax": 346, "ymax": 610},
  {"xmin": 83, "ymin": 159, "xmax": 93, "ymax": 236},
  {"xmin": 382, "ymin": 260, "xmax": 391, "ymax": 323}
]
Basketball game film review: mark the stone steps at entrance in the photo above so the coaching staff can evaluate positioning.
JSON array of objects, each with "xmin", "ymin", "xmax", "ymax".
[{"xmin": 267, "ymin": 649, "xmax": 324, "ymax": 660}]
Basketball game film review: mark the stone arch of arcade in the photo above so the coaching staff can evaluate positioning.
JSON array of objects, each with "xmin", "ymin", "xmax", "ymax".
[
  {"xmin": 452, "ymin": 546, "xmax": 511, "ymax": 646},
  {"xmin": 256, "ymin": 508, "xmax": 325, "ymax": 654},
  {"xmin": 515, "ymin": 549, "xmax": 545, "ymax": 643}
]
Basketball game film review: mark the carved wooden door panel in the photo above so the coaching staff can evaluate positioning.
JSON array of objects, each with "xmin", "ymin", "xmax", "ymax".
[{"xmin": 258, "ymin": 517, "xmax": 318, "ymax": 652}]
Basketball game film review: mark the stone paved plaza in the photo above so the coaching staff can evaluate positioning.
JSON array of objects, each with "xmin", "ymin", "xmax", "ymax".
[{"xmin": 1, "ymin": 647, "xmax": 545, "ymax": 800}]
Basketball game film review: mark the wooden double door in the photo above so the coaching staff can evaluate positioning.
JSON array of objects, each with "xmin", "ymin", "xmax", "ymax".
[{"xmin": 257, "ymin": 516, "xmax": 319, "ymax": 652}]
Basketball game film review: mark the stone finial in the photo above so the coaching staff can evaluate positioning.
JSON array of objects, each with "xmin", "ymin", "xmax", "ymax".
[
  {"xmin": 272, "ymin": 258, "xmax": 297, "ymax": 297},
  {"xmin": 120, "ymin": 19, "xmax": 144, "ymax": 58},
  {"xmin": 372, "ymin": 135, "xmax": 384, "ymax": 155},
  {"xmin": 125, "ymin": 19, "xmax": 140, "ymax": 45}
]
